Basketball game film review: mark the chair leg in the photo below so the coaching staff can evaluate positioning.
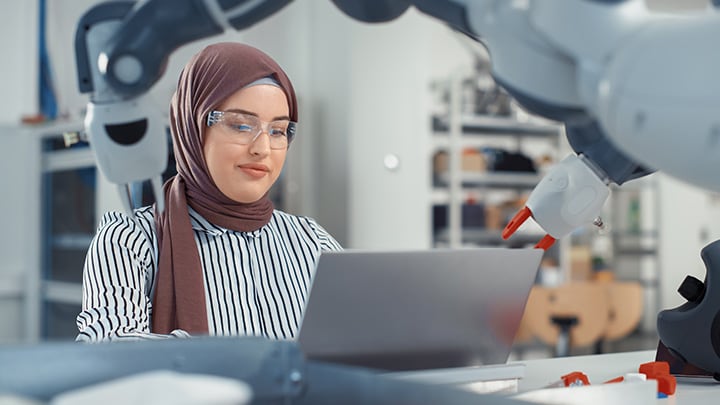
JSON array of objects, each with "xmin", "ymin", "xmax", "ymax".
[
  {"xmin": 555, "ymin": 329, "xmax": 570, "ymax": 357},
  {"xmin": 595, "ymin": 338, "xmax": 605, "ymax": 354},
  {"xmin": 551, "ymin": 316, "xmax": 579, "ymax": 357}
]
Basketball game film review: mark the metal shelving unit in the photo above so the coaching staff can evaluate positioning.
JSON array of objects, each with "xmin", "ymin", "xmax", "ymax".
[
  {"xmin": 0, "ymin": 120, "xmax": 93, "ymax": 342},
  {"xmin": 607, "ymin": 177, "xmax": 662, "ymax": 334},
  {"xmin": 430, "ymin": 73, "xmax": 564, "ymax": 251},
  {"xmin": 40, "ymin": 124, "xmax": 96, "ymax": 340}
]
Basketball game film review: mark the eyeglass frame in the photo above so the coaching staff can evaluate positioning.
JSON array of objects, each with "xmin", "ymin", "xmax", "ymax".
[{"xmin": 206, "ymin": 110, "xmax": 297, "ymax": 149}]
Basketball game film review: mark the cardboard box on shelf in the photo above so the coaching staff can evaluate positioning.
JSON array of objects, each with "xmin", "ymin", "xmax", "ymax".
[
  {"xmin": 484, "ymin": 197, "xmax": 528, "ymax": 230},
  {"xmin": 433, "ymin": 149, "xmax": 487, "ymax": 173},
  {"xmin": 570, "ymin": 245, "xmax": 593, "ymax": 281}
]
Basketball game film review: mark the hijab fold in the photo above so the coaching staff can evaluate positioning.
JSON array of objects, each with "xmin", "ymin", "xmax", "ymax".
[{"xmin": 151, "ymin": 43, "xmax": 298, "ymax": 335}]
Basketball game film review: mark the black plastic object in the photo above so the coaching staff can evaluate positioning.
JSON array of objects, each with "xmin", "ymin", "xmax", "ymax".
[
  {"xmin": 74, "ymin": 1, "xmax": 135, "ymax": 93},
  {"xmin": 678, "ymin": 275, "xmax": 706, "ymax": 303},
  {"xmin": 564, "ymin": 119, "xmax": 655, "ymax": 185},
  {"xmin": 657, "ymin": 239, "xmax": 720, "ymax": 378},
  {"xmin": 482, "ymin": 147, "xmax": 536, "ymax": 173}
]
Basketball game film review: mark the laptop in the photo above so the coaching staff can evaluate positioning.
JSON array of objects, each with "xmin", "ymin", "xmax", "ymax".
[{"xmin": 297, "ymin": 247, "xmax": 543, "ymax": 371}]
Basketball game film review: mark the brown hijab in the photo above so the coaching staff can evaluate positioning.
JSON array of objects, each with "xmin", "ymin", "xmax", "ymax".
[{"xmin": 151, "ymin": 43, "xmax": 298, "ymax": 335}]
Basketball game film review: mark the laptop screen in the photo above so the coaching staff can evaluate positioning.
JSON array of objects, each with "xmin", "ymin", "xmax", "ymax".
[{"xmin": 297, "ymin": 248, "xmax": 543, "ymax": 371}]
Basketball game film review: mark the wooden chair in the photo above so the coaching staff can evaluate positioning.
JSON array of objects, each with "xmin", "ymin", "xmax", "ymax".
[
  {"xmin": 601, "ymin": 281, "xmax": 644, "ymax": 342},
  {"xmin": 521, "ymin": 282, "xmax": 610, "ymax": 356}
]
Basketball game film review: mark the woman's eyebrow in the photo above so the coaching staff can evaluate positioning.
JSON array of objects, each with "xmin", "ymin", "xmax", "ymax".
[
  {"xmin": 225, "ymin": 108, "xmax": 258, "ymax": 116},
  {"xmin": 225, "ymin": 108, "xmax": 291, "ymax": 121}
]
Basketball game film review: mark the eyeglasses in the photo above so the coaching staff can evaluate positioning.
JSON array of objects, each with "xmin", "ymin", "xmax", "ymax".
[{"xmin": 206, "ymin": 110, "xmax": 296, "ymax": 150}]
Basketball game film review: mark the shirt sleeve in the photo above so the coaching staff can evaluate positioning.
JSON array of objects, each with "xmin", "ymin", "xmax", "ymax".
[{"xmin": 76, "ymin": 210, "xmax": 190, "ymax": 342}]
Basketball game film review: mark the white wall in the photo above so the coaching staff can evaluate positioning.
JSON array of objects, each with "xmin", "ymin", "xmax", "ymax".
[{"xmin": 0, "ymin": 1, "xmax": 38, "ymax": 124}]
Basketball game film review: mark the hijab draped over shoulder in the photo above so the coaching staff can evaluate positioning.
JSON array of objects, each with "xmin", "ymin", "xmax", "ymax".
[{"xmin": 152, "ymin": 43, "xmax": 298, "ymax": 335}]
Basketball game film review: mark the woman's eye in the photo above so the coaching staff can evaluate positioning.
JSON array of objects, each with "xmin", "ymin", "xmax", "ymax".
[
  {"xmin": 269, "ymin": 128, "xmax": 287, "ymax": 137},
  {"xmin": 231, "ymin": 124, "xmax": 254, "ymax": 132}
]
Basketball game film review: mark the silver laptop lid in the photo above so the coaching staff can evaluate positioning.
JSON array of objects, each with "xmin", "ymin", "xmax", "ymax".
[{"xmin": 297, "ymin": 247, "xmax": 543, "ymax": 371}]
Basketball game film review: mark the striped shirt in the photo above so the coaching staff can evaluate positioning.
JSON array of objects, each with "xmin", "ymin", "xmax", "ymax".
[{"xmin": 76, "ymin": 206, "xmax": 342, "ymax": 342}]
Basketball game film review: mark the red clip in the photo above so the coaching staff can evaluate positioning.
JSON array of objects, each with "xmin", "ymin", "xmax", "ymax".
[
  {"xmin": 502, "ymin": 206, "xmax": 532, "ymax": 240},
  {"xmin": 639, "ymin": 361, "xmax": 676, "ymax": 396},
  {"xmin": 503, "ymin": 206, "xmax": 556, "ymax": 250},
  {"xmin": 534, "ymin": 234, "xmax": 556, "ymax": 251},
  {"xmin": 560, "ymin": 371, "xmax": 590, "ymax": 387}
]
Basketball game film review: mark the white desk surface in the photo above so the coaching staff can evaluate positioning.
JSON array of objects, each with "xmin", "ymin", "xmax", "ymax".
[{"xmin": 511, "ymin": 350, "xmax": 720, "ymax": 404}]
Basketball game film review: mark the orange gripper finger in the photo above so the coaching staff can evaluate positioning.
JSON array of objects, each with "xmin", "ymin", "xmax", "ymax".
[
  {"xmin": 502, "ymin": 206, "xmax": 532, "ymax": 240},
  {"xmin": 535, "ymin": 234, "xmax": 556, "ymax": 251}
]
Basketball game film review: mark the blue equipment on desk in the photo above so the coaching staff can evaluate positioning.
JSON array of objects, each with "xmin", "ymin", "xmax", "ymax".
[{"xmin": 0, "ymin": 337, "xmax": 529, "ymax": 404}]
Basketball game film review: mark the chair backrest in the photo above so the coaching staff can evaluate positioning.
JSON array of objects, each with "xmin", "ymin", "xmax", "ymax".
[
  {"xmin": 522, "ymin": 282, "xmax": 610, "ymax": 348},
  {"xmin": 603, "ymin": 281, "xmax": 644, "ymax": 341}
]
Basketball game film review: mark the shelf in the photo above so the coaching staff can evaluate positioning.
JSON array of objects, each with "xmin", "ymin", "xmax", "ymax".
[
  {"xmin": 434, "ymin": 228, "xmax": 544, "ymax": 246},
  {"xmin": 615, "ymin": 247, "xmax": 658, "ymax": 256},
  {"xmin": 432, "ymin": 114, "xmax": 561, "ymax": 138},
  {"xmin": 42, "ymin": 147, "xmax": 95, "ymax": 173},
  {"xmin": 435, "ymin": 172, "xmax": 541, "ymax": 189},
  {"xmin": 432, "ymin": 188, "xmax": 488, "ymax": 204},
  {"xmin": 0, "ymin": 274, "xmax": 23, "ymax": 299},
  {"xmin": 51, "ymin": 233, "xmax": 94, "ymax": 250},
  {"xmin": 43, "ymin": 281, "xmax": 83, "ymax": 305},
  {"xmin": 611, "ymin": 231, "xmax": 658, "ymax": 256}
]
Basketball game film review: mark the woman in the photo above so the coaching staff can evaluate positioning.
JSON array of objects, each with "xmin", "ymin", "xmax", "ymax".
[{"xmin": 77, "ymin": 43, "xmax": 342, "ymax": 342}]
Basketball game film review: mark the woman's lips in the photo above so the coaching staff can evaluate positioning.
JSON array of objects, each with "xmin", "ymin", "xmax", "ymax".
[{"xmin": 238, "ymin": 163, "xmax": 269, "ymax": 179}]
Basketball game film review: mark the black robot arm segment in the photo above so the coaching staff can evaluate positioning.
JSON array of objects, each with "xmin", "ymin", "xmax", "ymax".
[
  {"xmin": 77, "ymin": 0, "xmax": 224, "ymax": 98},
  {"xmin": 565, "ymin": 119, "xmax": 655, "ymax": 185},
  {"xmin": 330, "ymin": 0, "xmax": 412, "ymax": 23},
  {"xmin": 330, "ymin": 0, "xmax": 477, "ymax": 38},
  {"xmin": 223, "ymin": 0, "xmax": 294, "ymax": 31},
  {"xmin": 99, "ymin": 0, "xmax": 225, "ymax": 98},
  {"xmin": 76, "ymin": 0, "xmax": 294, "ymax": 99},
  {"xmin": 75, "ymin": 1, "xmax": 136, "ymax": 94},
  {"xmin": 411, "ymin": 0, "xmax": 478, "ymax": 39}
]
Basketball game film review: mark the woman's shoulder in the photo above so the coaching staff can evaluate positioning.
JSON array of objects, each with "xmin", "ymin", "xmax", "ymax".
[
  {"xmin": 97, "ymin": 206, "xmax": 156, "ymax": 234},
  {"xmin": 270, "ymin": 210, "xmax": 342, "ymax": 250},
  {"xmin": 270, "ymin": 209, "xmax": 319, "ymax": 229}
]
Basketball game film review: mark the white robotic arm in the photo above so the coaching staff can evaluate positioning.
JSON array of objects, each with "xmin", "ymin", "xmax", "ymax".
[{"xmin": 465, "ymin": 0, "xmax": 720, "ymax": 248}]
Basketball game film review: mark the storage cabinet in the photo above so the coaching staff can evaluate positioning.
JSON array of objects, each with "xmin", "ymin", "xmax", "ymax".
[
  {"xmin": 0, "ymin": 121, "xmax": 125, "ymax": 342},
  {"xmin": 41, "ymin": 135, "xmax": 98, "ymax": 339}
]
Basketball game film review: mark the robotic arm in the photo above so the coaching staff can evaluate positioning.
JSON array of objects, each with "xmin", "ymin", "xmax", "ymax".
[{"xmin": 74, "ymin": 0, "xmax": 652, "ymax": 222}]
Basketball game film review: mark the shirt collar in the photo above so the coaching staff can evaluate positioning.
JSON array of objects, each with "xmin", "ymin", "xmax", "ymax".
[{"xmin": 188, "ymin": 206, "xmax": 265, "ymax": 238}]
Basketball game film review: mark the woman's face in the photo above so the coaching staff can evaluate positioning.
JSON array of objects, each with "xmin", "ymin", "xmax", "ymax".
[{"xmin": 203, "ymin": 84, "xmax": 290, "ymax": 203}]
